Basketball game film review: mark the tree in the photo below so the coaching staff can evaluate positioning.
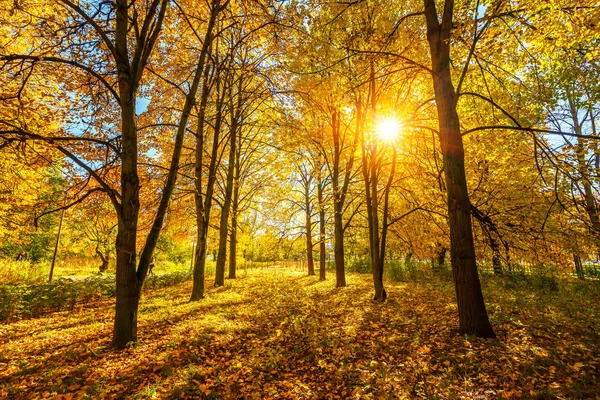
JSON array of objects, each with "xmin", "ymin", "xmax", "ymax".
[
  {"xmin": 1, "ymin": 0, "xmax": 223, "ymax": 346},
  {"xmin": 421, "ymin": 0, "xmax": 495, "ymax": 337}
]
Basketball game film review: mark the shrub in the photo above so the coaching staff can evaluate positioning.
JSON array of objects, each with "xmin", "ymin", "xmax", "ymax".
[
  {"xmin": 386, "ymin": 259, "xmax": 425, "ymax": 282},
  {"xmin": 387, "ymin": 259, "xmax": 406, "ymax": 282},
  {"xmin": 145, "ymin": 271, "xmax": 191, "ymax": 289},
  {"xmin": 0, "ymin": 271, "xmax": 192, "ymax": 322},
  {"xmin": 502, "ymin": 270, "xmax": 560, "ymax": 292},
  {"xmin": 0, "ymin": 260, "xmax": 47, "ymax": 285},
  {"xmin": 347, "ymin": 256, "xmax": 371, "ymax": 274}
]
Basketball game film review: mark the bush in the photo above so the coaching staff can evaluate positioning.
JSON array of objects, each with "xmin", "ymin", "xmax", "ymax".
[
  {"xmin": 0, "ymin": 260, "xmax": 47, "ymax": 284},
  {"xmin": 387, "ymin": 259, "xmax": 406, "ymax": 282},
  {"xmin": 347, "ymin": 256, "xmax": 371, "ymax": 274},
  {"xmin": 502, "ymin": 270, "xmax": 560, "ymax": 292},
  {"xmin": 386, "ymin": 259, "xmax": 426, "ymax": 282},
  {"xmin": 0, "ymin": 271, "xmax": 192, "ymax": 322},
  {"xmin": 145, "ymin": 271, "xmax": 191, "ymax": 289},
  {"xmin": 325, "ymin": 261, "xmax": 335, "ymax": 271}
]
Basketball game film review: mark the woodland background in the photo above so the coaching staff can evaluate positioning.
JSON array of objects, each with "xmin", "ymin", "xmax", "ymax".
[{"xmin": 0, "ymin": 0, "xmax": 599, "ymax": 398}]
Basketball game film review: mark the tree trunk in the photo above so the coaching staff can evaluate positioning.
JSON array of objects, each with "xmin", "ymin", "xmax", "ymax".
[
  {"xmin": 423, "ymin": 0, "xmax": 495, "ymax": 338},
  {"xmin": 191, "ymin": 227, "xmax": 209, "ymax": 300},
  {"xmin": 490, "ymin": 237, "xmax": 502, "ymax": 275},
  {"xmin": 215, "ymin": 78, "xmax": 242, "ymax": 287},
  {"xmin": 317, "ymin": 175, "xmax": 326, "ymax": 281},
  {"xmin": 97, "ymin": 248, "xmax": 109, "ymax": 274},
  {"xmin": 113, "ymin": 98, "xmax": 142, "ymax": 347},
  {"xmin": 304, "ymin": 173, "xmax": 315, "ymax": 276},
  {"xmin": 113, "ymin": 0, "xmax": 142, "ymax": 344},
  {"xmin": 333, "ymin": 208, "xmax": 346, "ymax": 287},
  {"xmin": 305, "ymin": 217, "xmax": 315, "ymax": 275},
  {"xmin": 191, "ymin": 53, "xmax": 223, "ymax": 302},
  {"xmin": 110, "ymin": 0, "xmax": 172, "ymax": 347},
  {"xmin": 228, "ymin": 213, "xmax": 237, "ymax": 278},
  {"xmin": 436, "ymin": 246, "xmax": 447, "ymax": 270},
  {"xmin": 573, "ymin": 254, "xmax": 585, "ymax": 280},
  {"xmin": 331, "ymin": 110, "xmax": 346, "ymax": 287},
  {"xmin": 48, "ymin": 207, "xmax": 65, "ymax": 282},
  {"xmin": 228, "ymin": 151, "xmax": 240, "ymax": 279}
]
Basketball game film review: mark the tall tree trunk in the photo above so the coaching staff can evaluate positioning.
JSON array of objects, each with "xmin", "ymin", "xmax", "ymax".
[
  {"xmin": 191, "ymin": 56, "xmax": 224, "ymax": 301},
  {"xmin": 111, "ymin": 0, "xmax": 170, "ymax": 348},
  {"xmin": 191, "ymin": 66, "xmax": 225, "ymax": 300},
  {"xmin": 113, "ymin": 95, "xmax": 142, "ymax": 347},
  {"xmin": 423, "ymin": 0, "xmax": 495, "ymax": 338},
  {"xmin": 333, "ymin": 208, "xmax": 345, "ymax": 287},
  {"xmin": 215, "ymin": 78, "xmax": 242, "ymax": 287},
  {"xmin": 317, "ymin": 173, "xmax": 326, "ymax": 281},
  {"xmin": 303, "ymin": 169, "xmax": 315, "ymax": 276},
  {"xmin": 369, "ymin": 140, "xmax": 384, "ymax": 301},
  {"xmin": 331, "ymin": 110, "xmax": 346, "ymax": 287},
  {"xmin": 228, "ymin": 141, "xmax": 240, "ymax": 279},
  {"xmin": 377, "ymin": 147, "xmax": 396, "ymax": 302},
  {"xmin": 366, "ymin": 64, "xmax": 387, "ymax": 302},
  {"xmin": 114, "ymin": 0, "xmax": 142, "ymax": 342},
  {"xmin": 305, "ymin": 211, "xmax": 315, "ymax": 275}
]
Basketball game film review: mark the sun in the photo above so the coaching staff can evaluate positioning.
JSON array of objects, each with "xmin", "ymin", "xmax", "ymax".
[{"xmin": 376, "ymin": 117, "xmax": 401, "ymax": 141}]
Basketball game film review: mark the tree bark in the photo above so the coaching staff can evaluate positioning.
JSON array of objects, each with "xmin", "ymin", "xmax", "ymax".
[
  {"xmin": 423, "ymin": 0, "xmax": 495, "ymax": 338},
  {"xmin": 228, "ymin": 134, "xmax": 241, "ymax": 279},
  {"xmin": 331, "ymin": 110, "xmax": 346, "ymax": 287},
  {"xmin": 317, "ymin": 171, "xmax": 326, "ymax": 281},
  {"xmin": 191, "ymin": 62, "xmax": 225, "ymax": 301},
  {"xmin": 573, "ymin": 254, "xmax": 585, "ymax": 280},
  {"xmin": 48, "ymin": 207, "xmax": 65, "ymax": 282},
  {"xmin": 301, "ymin": 166, "xmax": 315, "ymax": 276},
  {"xmin": 97, "ymin": 248, "xmax": 109, "ymax": 274},
  {"xmin": 113, "ymin": 93, "xmax": 141, "ymax": 347},
  {"xmin": 215, "ymin": 76, "xmax": 242, "ymax": 287}
]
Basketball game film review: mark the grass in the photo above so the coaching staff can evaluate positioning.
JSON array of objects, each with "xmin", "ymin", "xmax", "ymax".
[{"xmin": 0, "ymin": 267, "xmax": 598, "ymax": 399}]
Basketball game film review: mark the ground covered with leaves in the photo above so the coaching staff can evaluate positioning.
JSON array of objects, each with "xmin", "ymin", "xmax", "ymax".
[{"xmin": 1, "ymin": 267, "xmax": 599, "ymax": 399}]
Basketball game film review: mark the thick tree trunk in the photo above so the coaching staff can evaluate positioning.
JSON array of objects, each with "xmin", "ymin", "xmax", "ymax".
[
  {"xmin": 111, "ymin": 0, "xmax": 172, "ymax": 347},
  {"xmin": 113, "ymin": 98, "xmax": 141, "ymax": 347},
  {"xmin": 423, "ymin": 0, "xmax": 495, "ymax": 338}
]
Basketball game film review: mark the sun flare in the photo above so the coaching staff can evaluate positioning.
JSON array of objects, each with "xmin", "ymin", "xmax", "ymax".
[{"xmin": 376, "ymin": 117, "xmax": 401, "ymax": 141}]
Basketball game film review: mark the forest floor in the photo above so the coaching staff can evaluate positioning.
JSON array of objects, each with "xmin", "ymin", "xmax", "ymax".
[{"xmin": 0, "ymin": 267, "xmax": 599, "ymax": 399}]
